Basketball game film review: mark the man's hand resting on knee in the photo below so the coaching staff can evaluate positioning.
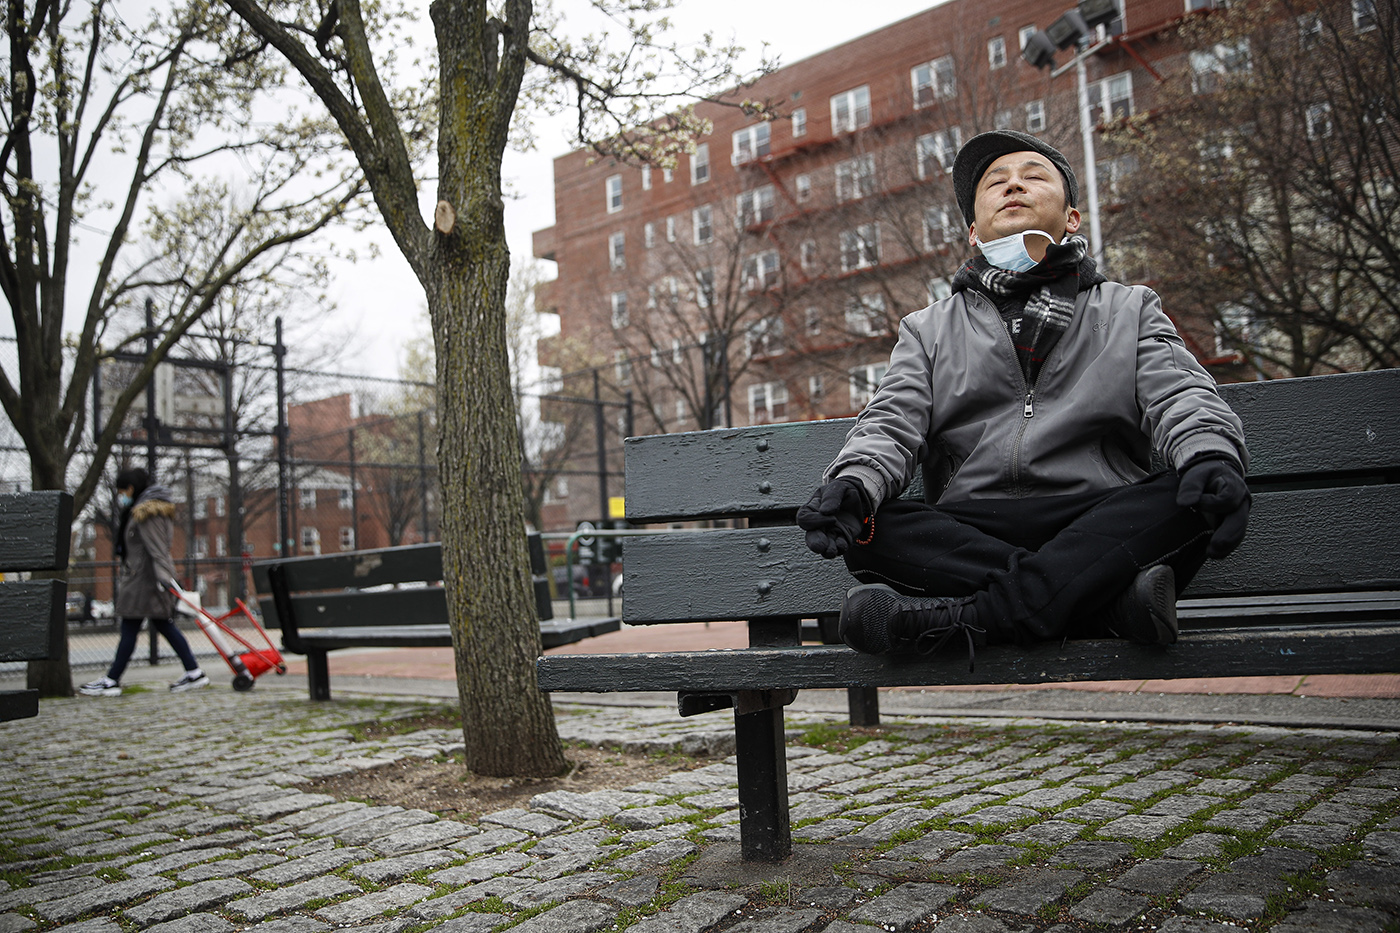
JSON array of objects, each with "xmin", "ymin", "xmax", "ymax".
[
  {"xmin": 1176, "ymin": 457, "xmax": 1251, "ymax": 558},
  {"xmin": 797, "ymin": 476, "xmax": 873, "ymax": 558}
]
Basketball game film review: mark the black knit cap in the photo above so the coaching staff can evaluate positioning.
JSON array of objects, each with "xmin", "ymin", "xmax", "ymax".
[{"xmin": 953, "ymin": 130, "xmax": 1078, "ymax": 227}]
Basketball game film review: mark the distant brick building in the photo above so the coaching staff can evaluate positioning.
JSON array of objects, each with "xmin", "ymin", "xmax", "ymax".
[{"xmin": 532, "ymin": 0, "xmax": 1342, "ymax": 531}]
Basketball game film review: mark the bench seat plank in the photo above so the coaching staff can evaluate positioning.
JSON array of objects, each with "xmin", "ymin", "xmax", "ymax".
[
  {"xmin": 540, "ymin": 623, "xmax": 1400, "ymax": 693},
  {"xmin": 290, "ymin": 617, "xmax": 622, "ymax": 651}
]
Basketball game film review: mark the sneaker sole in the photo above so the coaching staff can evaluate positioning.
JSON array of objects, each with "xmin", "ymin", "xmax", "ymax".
[
  {"xmin": 80, "ymin": 688, "xmax": 121, "ymax": 697},
  {"xmin": 170, "ymin": 677, "xmax": 210, "ymax": 693}
]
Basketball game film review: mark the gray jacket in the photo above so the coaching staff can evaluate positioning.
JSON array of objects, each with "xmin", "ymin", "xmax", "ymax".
[
  {"xmin": 114, "ymin": 485, "xmax": 179, "ymax": 620},
  {"xmin": 826, "ymin": 282, "xmax": 1248, "ymax": 507}
]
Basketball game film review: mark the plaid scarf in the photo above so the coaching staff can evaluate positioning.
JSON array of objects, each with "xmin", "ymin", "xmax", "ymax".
[{"xmin": 952, "ymin": 235, "xmax": 1105, "ymax": 385}]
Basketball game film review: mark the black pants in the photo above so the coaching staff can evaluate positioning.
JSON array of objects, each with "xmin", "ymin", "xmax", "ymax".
[
  {"xmin": 108, "ymin": 617, "xmax": 200, "ymax": 681},
  {"xmin": 843, "ymin": 472, "xmax": 1213, "ymax": 644}
]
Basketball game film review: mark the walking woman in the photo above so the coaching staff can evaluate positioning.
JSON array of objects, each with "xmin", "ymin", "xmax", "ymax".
[{"xmin": 80, "ymin": 468, "xmax": 209, "ymax": 696}]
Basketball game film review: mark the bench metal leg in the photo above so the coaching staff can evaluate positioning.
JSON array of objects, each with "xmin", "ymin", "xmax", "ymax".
[
  {"xmin": 734, "ymin": 704, "xmax": 791, "ymax": 862},
  {"xmin": 307, "ymin": 651, "xmax": 331, "ymax": 701},
  {"xmin": 847, "ymin": 686, "xmax": 880, "ymax": 726}
]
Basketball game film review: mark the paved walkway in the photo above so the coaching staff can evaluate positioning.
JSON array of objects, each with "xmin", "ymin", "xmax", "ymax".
[{"xmin": 2, "ymin": 682, "xmax": 1399, "ymax": 932}]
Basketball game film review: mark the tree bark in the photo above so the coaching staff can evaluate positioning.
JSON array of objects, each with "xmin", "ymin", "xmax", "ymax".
[{"xmin": 429, "ymin": 0, "xmax": 566, "ymax": 778}]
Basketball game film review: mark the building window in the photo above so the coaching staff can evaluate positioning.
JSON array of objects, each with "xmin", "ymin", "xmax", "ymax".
[
  {"xmin": 194, "ymin": 498, "xmax": 207, "ymax": 520},
  {"xmin": 1353, "ymin": 0, "xmax": 1377, "ymax": 31},
  {"xmin": 917, "ymin": 128, "xmax": 961, "ymax": 178},
  {"xmin": 1190, "ymin": 40, "xmax": 1250, "ymax": 94},
  {"xmin": 742, "ymin": 250, "xmax": 780, "ymax": 291},
  {"xmin": 995, "ymin": 109, "xmax": 1014, "ymax": 130},
  {"xmin": 1307, "ymin": 102, "xmax": 1333, "ymax": 138},
  {"xmin": 541, "ymin": 366, "xmax": 563, "ymax": 393},
  {"xmin": 691, "ymin": 143, "xmax": 710, "ymax": 184},
  {"xmin": 1026, "ymin": 99, "xmax": 1046, "ymax": 132},
  {"xmin": 671, "ymin": 338, "xmax": 684, "ymax": 364},
  {"xmin": 748, "ymin": 381, "xmax": 789, "ymax": 423},
  {"xmin": 1019, "ymin": 24, "xmax": 1038, "ymax": 50},
  {"xmin": 800, "ymin": 240, "xmax": 817, "ymax": 272},
  {"xmin": 691, "ymin": 205, "xmax": 713, "ymax": 245},
  {"xmin": 928, "ymin": 277, "xmax": 953, "ymax": 303},
  {"xmin": 611, "ymin": 291, "xmax": 629, "ymax": 329},
  {"xmin": 831, "ymin": 85, "xmax": 872, "ymax": 133},
  {"xmin": 805, "ymin": 306, "xmax": 822, "ymax": 336},
  {"xmin": 663, "ymin": 167, "xmax": 674, "ymax": 183},
  {"xmin": 214, "ymin": 496, "xmax": 226, "ymax": 517},
  {"xmin": 1186, "ymin": 0, "xmax": 1226, "ymax": 10},
  {"xmin": 1215, "ymin": 303, "xmax": 1255, "ymax": 356},
  {"xmin": 795, "ymin": 174, "xmax": 812, "ymax": 202},
  {"xmin": 1298, "ymin": 12, "xmax": 1323, "ymax": 46},
  {"xmin": 732, "ymin": 123, "xmax": 771, "ymax": 164},
  {"xmin": 840, "ymin": 224, "xmax": 880, "ymax": 272},
  {"xmin": 809, "ymin": 374, "xmax": 825, "ymax": 403},
  {"xmin": 299, "ymin": 487, "xmax": 316, "ymax": 510},
  {"xmin": 339, "ymin": 488, "xmax": 353, "ymax": 509},
  {"xmin": 544, "ymin": 476, "xmax": 569, "ymax": 504},
  {"xmin": 606, "ymin": 175, "xmax": 623, "ymax": 213},
  {"xmin": 835, "ymin": 154, "xmax": 877, "ymax": 201},
  {"xmin": 988, "ymin": 36, "xmax": 1007, "ymax": 69},
  {"xmin": 696, "ymin": 268, "xmax": 715, "ymax": 307},
  {"xmin": 215, "ymin": 533, "xmax": 227, "ymax": 557},
  {"xmin": 1096, "ymin": 155, "xmax": 1138, "ymax": 201},
  {"xmin": 924, "ymin": 207, "xmax": 956, "ymax": 248},
  {"xmin": 675, "ymin": 397, "xmax": 687, "ymax": 422},
  {"xmin": 339, "ymin": 527, "xmax": 355, "ymax": 551},
  {"xmin": 609, "ymin": 231, "xmax": 625, "ymax": 269},
  {"xmin": 300, "ymin": 527, "xmax": 320, "ymax": 554},
  {"xmin": 643, "ymin": 222, "xmax": 655, "ymax": 249},
  {"xmin": 614, "ymin": 350, "xmax": 632, "ymax": 386},
  {"xmin": 844, "ymin": 293, "xmax": 886, "ymax": 335},
  {"xmin": 745, "ymin": 316, "xmax": 785, "ymax": 359},
  {"xmin": 911, "ymin": 58, "xmax": 955, "ymax": 108},
  {"xmin": 665, "ymin": 216, "xmax": 676, "ymax": 242},
  {"xmin": 194, "ymin": 535, "xmax": 208, "ymax": 558},
  {"xmin": 1087, "ymin": 72, "xmax": 1133, "ymax": 124},
  {"xmin": 849, "ymin": 362, "xmax": 889, "ymax": 407},
  {"xmin": 736, "ymin": 185, "xmax": 776, "ymax": 226},
  {"xmin": 641, "ymin": 164, "xmax": 652, "ymax": 190},
  {"xmin": 792, "ymin": 107, "xmax": 807, "ymax": 137}
]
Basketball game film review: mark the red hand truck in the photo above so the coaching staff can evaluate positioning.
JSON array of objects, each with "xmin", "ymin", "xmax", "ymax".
[{"xmin": 168, "ymin": 583, "xmax": 286, "ymax": 691}]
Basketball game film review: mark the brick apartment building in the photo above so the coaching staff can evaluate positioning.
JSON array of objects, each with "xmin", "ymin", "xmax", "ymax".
[{"xmin": 531, "ymin": 0, "xmax": 1379, "ymax": 532}]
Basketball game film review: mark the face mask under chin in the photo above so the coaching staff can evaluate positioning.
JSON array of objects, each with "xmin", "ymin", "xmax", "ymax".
[{"xmin": 977, "ymin": 230, "xmax": 1058, "ymax": 272}]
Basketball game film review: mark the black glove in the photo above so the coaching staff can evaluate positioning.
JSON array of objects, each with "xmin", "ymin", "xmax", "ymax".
[
  {"xmin": 1177, "ymin": 457, "xmax": 1251, "ymax": 559},
  {"xmin": 797, "ymin": 476, "xmax": 873, "ymax": 559}
]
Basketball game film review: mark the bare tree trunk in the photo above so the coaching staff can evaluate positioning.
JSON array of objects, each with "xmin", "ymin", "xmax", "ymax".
[{"xmin": 430, "ymin": 0, "xmax": 566, "ymax": 778}]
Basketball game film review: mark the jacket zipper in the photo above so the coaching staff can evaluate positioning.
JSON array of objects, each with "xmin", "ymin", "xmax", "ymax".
[{"xmin": 971, "ymin": 292, "xmax": 1053, "ymax": 495}]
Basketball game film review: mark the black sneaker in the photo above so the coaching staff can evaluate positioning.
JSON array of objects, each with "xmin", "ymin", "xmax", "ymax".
[
  {"xmin": 169, "ymin": 671, "xmax": 211, "ymax": 692},
  {"xmin": 840, "ymin": 584, "xmax": 985, "ymax": 668},
  {"xmin": 1101, "ymin": 565, "xmax": 1178, "ymax": 645}
]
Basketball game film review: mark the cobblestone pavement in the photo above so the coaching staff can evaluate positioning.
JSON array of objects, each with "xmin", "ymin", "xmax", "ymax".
[{"xmin": 2, "ymin": 689, "xmax": 1399, "ymax": 933}]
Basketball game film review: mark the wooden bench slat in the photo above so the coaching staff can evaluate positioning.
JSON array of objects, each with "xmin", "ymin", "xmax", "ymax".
[
  {"xmin": 0, "ymin": 491, "xmax": 73, "ymax": 571},
  {"xmin": 539, "ymin": 622, "xmax": 1400, "ymax": 693},
  {"xmin": 259, "ymin": 587, "xmax": 448, "ymax": 632},
  {"xmin": 622, "ymin": 372, "xmax": 1400, "ymax": 523},
  {"xmin": 252, "ymin": 544, "xmax": 443, "ymax": 604},
  {"xmin": 619, "ymin": 484, "xmax": 1400, "ymax": 623},
  {"xmin": 0, "ymin": 691, "xmax": 39, "ymax": 721},
  {"xmin": 0, "ymin": 580, "xmax": 64, "ymax": 661}
]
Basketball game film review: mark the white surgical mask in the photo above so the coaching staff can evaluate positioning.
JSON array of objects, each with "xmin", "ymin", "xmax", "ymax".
[{"xmin": 976, "ymin": 230, "xmax": 1057, "ymax": 272}]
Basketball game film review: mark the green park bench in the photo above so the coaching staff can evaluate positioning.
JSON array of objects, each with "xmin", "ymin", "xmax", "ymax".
[
  {"xmin": 252, "ymin": 532, "xmax": 619, "ymax": 701},
  {"xmin": 0, "ymin": 491, "xmax": 74, "ymax": 721},
  {"xmin": 536, "ymin": 369, "xmax": 1400, "ymax": 862}
]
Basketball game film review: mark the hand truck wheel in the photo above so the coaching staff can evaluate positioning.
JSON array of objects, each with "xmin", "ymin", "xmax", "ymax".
[{"xmin": 232, "ymin": 671, "xmax": 256, "ymax": 692}]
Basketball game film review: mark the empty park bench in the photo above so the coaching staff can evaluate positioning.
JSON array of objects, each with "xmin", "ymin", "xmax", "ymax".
[
  {"xmin": 0, "ymin": 491, "xmax": 73, "ymax": 721},
  {"xmin": 253, "ymin": 533, "xmax": 619, "ymax": 700},
  {"xmin": 537, "ymin": 369, "xmax": 1400, "ymax": 862}
]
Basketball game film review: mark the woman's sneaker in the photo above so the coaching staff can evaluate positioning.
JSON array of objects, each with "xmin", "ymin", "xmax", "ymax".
[
  {"xmin": 79, "ymin": 677, "xmax": 121, "ymax": 697},
  {"xmin": 169, "ymin": 670, "xmax": 210, "ymax": 692}
]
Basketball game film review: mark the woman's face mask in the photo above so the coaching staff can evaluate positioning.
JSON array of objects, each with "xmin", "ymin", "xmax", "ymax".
[
  {"xmin": 117, "ymin": 493, "xmax": 133, "ymax": 510},
  {"xmin": 976, "ymin": 230, "xmax": 1057, "ymax": 272}
]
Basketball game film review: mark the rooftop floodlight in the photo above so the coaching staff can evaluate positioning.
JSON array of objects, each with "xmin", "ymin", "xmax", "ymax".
[
  {"xmin": 1078, "ymin": 0, "xmax": 1121, "ymax": 30},
  {"xmin": 1046, "ymin": 9, "xmax": 1090, "ymax": 49},
  {"xmin": 1022, "ymin": 30, "xmax": 1059, "ymax": 69}
]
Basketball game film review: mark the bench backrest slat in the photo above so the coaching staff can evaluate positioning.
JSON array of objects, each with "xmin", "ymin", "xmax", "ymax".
[
  {"xmin": 0, "ymin": 491, "xmax": 73, "ymax": 571},
  {"xmin": 0, "ymin": 580, "xmax": 65, "ymax": 659},
  {"xmin": 624, "ymin": 371, "xmax": 1400, "ymax": 524},
  {"xmin": 619, "ymin": 483, "xmax": 1400, "ymax": 623}
]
